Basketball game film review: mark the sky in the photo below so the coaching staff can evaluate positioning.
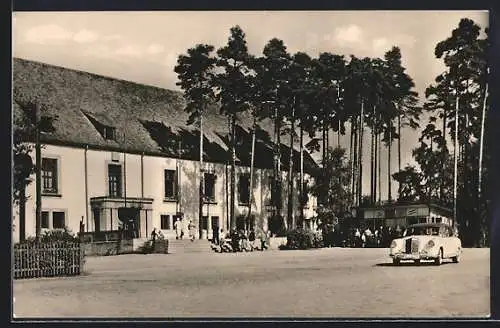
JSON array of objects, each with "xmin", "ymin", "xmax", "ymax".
[{"xmin": 12, "ymin": 10, "xmax": 489, "ymax": 201}]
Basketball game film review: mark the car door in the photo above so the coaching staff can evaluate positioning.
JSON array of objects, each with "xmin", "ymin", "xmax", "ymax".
[
  {"xmin": 440, "ymin": 226, "xmax": 453, "ymax": 258},
  {"xmin": 449, "ymin": 226, "xmax": 461, "ymax": 256}
]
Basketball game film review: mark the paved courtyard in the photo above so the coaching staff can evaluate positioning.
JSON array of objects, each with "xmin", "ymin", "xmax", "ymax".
[{"xmin": 13, "ymin": 248, "xmax": 490, "ymax": 318}]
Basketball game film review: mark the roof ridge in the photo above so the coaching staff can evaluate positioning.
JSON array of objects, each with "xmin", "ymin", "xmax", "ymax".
[{"xmin": 13, "ymin": 57, "xmax": 181, "ymax": 95}]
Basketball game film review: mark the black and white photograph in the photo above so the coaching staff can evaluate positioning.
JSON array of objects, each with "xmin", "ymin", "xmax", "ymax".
[{"xmin": 12, "ymin": 10, "xmax": 490, "ymax": 318}]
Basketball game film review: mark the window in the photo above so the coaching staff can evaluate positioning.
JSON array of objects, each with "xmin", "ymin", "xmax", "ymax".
[
  {"xmin": 52, "ymin": 211, "xmax": 65, "ymax": 229},
  {"xmin": 248, "ymin": 216, "xmax": 255, "ymax": 230},
  {"xmin": 103, "ymin": 126, "xmax": 116, "ymax": 140},
  {"xmin": 108, "ymin": 164, "xmax": 122, "ymax": 197},
  {"xmin": 436, "ymin": 217, "xmax": 442, "ymax": 223},
  {"xmin": 238, "ymin": 173, "xmax": 250, "ymax": 204},
  {"xmin": 204, "ymin": 173, "xmax": 216, "ymax": 202},
  {"xmin": 41, "ymin": 211, "xmax": 49, "ymax": 229},
  {"xmin": 201, "ymin": 216, "xmax": 208, "ymax": 230},
  {"xmin": 211, "ymin": 216, "xmax": 220, "ymax": 231},
  {"xmin": 93, "ymin": 208, "xmax": 101, "ymax": 232},
  {"xmin": 42, "ymin": 158, "xmax": 58, "ymax": 194},
  {"xmin": 164, "ymin": 170, "xmax": 177, "ymax": 199},
  {"xmin": 161, "ymin": 215, "xmax": 171, "ymax": 230},
  {"xmin": 236, "ymin": 216, "xmax": 246, "ymax": 230},
  {"xmin": 269, "ymin": 176, "xmax": 281, "ymax": 206},
  {"xmin": 408, "ymin": 218, "xmax": 418, "ymax": 225}
]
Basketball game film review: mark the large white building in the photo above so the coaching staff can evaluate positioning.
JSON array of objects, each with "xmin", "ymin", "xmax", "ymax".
[{"xmin": 12, "ymin": 58, "xmax": 319, "ymax": 243}]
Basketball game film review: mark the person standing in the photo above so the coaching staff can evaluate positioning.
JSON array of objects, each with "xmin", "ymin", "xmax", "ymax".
[
  {"xmin": 151, "ymin": 228, "xmax": 157, "ymax": 252},
  {"xmin": 248, "ymin": 228, "xmax": 256, "ymax": 251},
  {"xmin": 174, "ymin": 217, "xmax": 182, "ymax": 240},
  {"xmin": 354, "ymin": 228, "xmax": 361, "ymax": 248},
  {"xmin": 187, "ymin": 219, "xmax": 195, "ymax": 241},
  {"xmin": 213, "ymin": 225, "xmax": 220, "ymax": 245}
]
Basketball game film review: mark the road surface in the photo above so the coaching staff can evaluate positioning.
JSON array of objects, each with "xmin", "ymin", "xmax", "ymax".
[{"xmin": 13, "ymin": 248, "xmax": 489, "ymax": 318}]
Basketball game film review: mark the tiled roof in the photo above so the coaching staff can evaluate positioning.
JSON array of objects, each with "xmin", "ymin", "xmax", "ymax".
[{"xmin": 12, "ymin": 58, "xmax": 319, "ymax": 174}]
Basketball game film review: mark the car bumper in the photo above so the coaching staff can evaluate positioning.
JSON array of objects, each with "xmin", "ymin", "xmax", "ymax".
[{"xmin": 390, "ymin": 251, "xmax": 439, "ymax": 260}]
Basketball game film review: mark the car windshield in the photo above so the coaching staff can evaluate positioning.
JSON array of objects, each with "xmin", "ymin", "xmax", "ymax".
[{"xmin": 406, "ymin": 226, "xmax": 440, "ymax": 236}]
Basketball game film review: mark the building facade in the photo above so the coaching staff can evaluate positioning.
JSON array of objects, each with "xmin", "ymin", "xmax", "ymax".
[
  {"xmin": 12, "ymin": 58, "xmax": 319, "ymax": 243},
  {"xmin": 358, "ymin": 203, "xmax": 453, "ymax": 229}
]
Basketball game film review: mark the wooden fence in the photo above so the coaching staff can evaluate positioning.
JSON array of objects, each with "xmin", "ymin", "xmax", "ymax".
[{"xmin": 13, "ymin": 242, "xmax": 85, "ymax": 279}]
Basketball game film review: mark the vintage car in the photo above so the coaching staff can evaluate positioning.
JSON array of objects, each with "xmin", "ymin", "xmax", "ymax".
[{"xmin": 389, "ymin": 223, "xmax": 462, "ymax": 265}]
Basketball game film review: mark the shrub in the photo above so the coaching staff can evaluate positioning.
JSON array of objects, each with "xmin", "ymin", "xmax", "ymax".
[
  {"xmin": 14, "ymin": 227, "xmax": 84, "ymax": 278},
  {"xmin": 24, "ymin": 227, "xmax": 80, "ymax": 244},
  {"xmin": 283, "ymin": 228, "xmax": 317, "ymax": 250}
]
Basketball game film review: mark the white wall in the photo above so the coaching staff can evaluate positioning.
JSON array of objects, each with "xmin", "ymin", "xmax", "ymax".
[{"xmin": 12, "ymin": 143, "xmax": 318, "ymax": 243}]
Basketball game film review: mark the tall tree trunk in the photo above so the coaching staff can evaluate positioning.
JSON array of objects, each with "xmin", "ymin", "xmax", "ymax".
[
  {"xmin": 464, "ymin": 113, "xmax": 471, "ymax": 245},
  {"xmin": 248, "ymin": 111, "xmax": 257, "ymax": 223},
  {"xmin": 299, "ymin": 125, "xmax": 304, "ymax": 225},
  {"xmin": 388, "ymin": 122, "xmax": 392, "ymax": 203},
  {"xmin": 358, "ymin": 99, "xmax": 364, "ymax": 206},
  {"xmin": 370, "ymin": 126, "xmax": 375, "ymax": 204},
  {"xmin": 274, "ymin": 107, "xmax": 283, "ymax": 230},
  {"xmin": 349, "ymin": 120, "xmax": 355, "ymax": 207},
  {"xmin": 371, "ymin": 105, "xmax": 376, "ymax": 204},
  {"xmin": 398, "ymin": 113, "xmax": 402, "ymax": 198},
  {"xmin": 288, "ymin": 99, "xmax": 296, "ymax": 229},
  {"xmin": 478, "ymin": 78, "xmax": 489, "ymax": 246},
  {"xmin": 337, "ymin": 120, "xmax": 341, "ymax": 147},
  {"xmin": 374, "ymin": 128, "xmax": 378, "ymax": 204},
  {"xmin": 19, "ymin": 185, "xmax": 26, "ymax": 242},
  {"xmin": 230, "ymin": 115, "xmax": 237, "ymax": 231},
  {"xmin": 378, "ymin": 128, "xmax": 382, "ymax": 204},
  {"xmin": 322, "ymin": 119, "xmax": 327, "ymax": 207},
  {"xmin": 478, "ymin": 81, "xmax": 488, "ymax": 195},
  {"xmin": 440, "ymin": 108, "xmax": 447, "ymax": 202},
  {"xmin": 199, "ymin": 115, "xmax": 205, "ymax": 237},
  {"xmin": 225, "ymin": 160, "xmax": 230, "ymax": 230},
  {"xmin": 453, "ymin": 92, "xmax": 459, "ymax": 229},
  {"xmin": 35, "ymin": 104, "xmax": 41, "ymax": 241},
  {"xmin": 352, "ymin": 121, "xmax": 358, "ymax": 207}
]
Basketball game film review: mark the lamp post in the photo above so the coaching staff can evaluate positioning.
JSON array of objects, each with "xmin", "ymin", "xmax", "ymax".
[{"xmin": 35, "ymin": 103, "xmax": 42, "ymax": 241}]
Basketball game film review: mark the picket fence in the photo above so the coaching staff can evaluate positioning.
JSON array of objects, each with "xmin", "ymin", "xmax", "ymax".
[{"xmin": 13, "ymin": 242, "xmax": 85, "ymax": 279}]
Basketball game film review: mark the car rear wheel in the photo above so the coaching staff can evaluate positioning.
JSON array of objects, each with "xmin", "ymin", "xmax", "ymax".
[
  {"xmin": 414, "ymin": 259, "xmax": 421, "ymax": 265},
  {"xmin": 434, "ymin": 249, "xmax": 443, "ymax": 266},
  {"xmin": 393, "ymin": 258, "xmax": 400, "ymax": 266},
  {"xmin": 452, "ymin": 248, "xmax": 461, "ymax": 263}
]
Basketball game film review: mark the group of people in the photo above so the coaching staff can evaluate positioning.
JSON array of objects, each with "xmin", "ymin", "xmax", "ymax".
[
  {"xmin": 349, "ymin": 226, "xmax": 402, "ymax": 248},
  {"xmin": 212, "ymin": 228, "xmax": 270, "ymax": 253},
  {"xmin": 173, "ymin": 217, "xmax": 196, "ymax": 241},
  {"xmin": 319, "ymin": 224, "xmax": 407, "ymax": 248}
]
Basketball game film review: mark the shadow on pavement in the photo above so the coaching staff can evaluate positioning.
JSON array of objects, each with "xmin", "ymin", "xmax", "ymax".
[{"xmin": 375, "ymin": 261, "xmax": 454, "ymax": 267}]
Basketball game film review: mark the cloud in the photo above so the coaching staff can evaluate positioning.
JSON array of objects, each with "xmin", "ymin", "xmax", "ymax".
[
  {"xmin": 102, "ymin": 34, "xmax": 122, "ymax": 41},
  {"xmin": 162, "ymin": 52, "xmax": 179, "ymax": 67},
  {"xmin": 24, "ymin": 24, "xmax": 73, "ymax": 44},
  {"xmin": 333, "ymin": 24, "xmax": 363, "ymax": 45},
  {"xmin": 372, "ymin": 37, "xmax": 389, "ymax": 54},
  {"xmin": 83, "ymin": 45, "xmax": 115, "ymax": 59},
  {"xmin": 147, "ymin": 43, "xmax": 165, "ymax": 55},
  {"xmin": 115, "ymin": 45, "xmax": 144, "ymax": 58},
  {"xmin": 73, "ymin": 29, "xmax": 99, "ymax": 43},
  {"xmin": 304, "ymin": 32, "xmax": 320, "ymax": 50}
]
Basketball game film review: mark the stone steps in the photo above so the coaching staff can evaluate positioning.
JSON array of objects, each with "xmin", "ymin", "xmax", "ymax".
[{"xmin": 167, "ymin": 239, "xmax": 212, "ymax": 254}]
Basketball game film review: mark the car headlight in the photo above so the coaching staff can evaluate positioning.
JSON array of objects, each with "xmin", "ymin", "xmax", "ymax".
[
  {"xmin": 427, "ymin": 240, "xmax": 435, "ymax": 248},
  {"xmin": 390, "ymin": 240, "xmax": 397, "ymax": 248}
]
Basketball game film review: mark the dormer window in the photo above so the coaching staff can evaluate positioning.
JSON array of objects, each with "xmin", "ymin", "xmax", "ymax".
[
  {"xmin": 103, "ymin": 126, "xmax": 116, "ymax": 140},
  {"xmin": 82, "ymin": 111, "xmax": 117, "ymax": 141}
]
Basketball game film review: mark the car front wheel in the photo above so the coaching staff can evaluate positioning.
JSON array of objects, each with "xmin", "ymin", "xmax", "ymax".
[
  {"xmin": 434, "ymin": 249, "xmax": 443, "ymax": 266},
  {"xmin": 393, "ymin": 258, "xmax": 400, "ymax": 266},
  {"xmin": 452, "ymin": 248, "xmax": 461, "ymax": 263}
]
